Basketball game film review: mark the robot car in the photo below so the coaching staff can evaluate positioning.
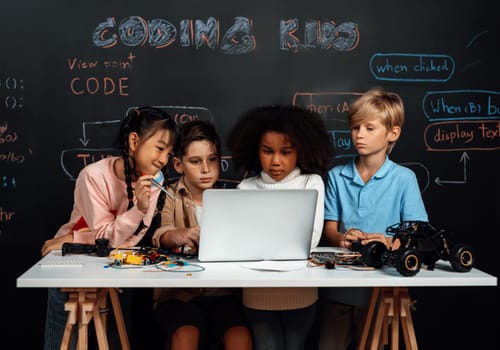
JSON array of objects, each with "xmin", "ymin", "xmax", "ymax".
[{"xmin": 351, "ymin": 221, "xmax": 475, "ymax": 276}]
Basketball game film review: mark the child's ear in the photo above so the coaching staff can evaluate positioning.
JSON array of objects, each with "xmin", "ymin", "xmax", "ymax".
[
  {"xmin": 128, "ymin": 132, "xmax": 140, "ymax": 151},
  {"xmin": 388, "ymin": 126, "xmax": 401, "ymax": 142},
  {"xmin": 172, "ymin": 157, "xmax": 183, "ymax": 174}
]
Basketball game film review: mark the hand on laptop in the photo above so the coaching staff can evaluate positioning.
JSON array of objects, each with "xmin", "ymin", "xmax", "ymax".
[{"xmin": 171, "ymin": 226, "xmax": 200, "ymax": 253}]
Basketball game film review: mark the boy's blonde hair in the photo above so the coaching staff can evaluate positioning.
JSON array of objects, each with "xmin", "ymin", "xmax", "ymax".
[{"xmin": 348, "ymin": 88, "xmax": 404, "ymax": 154}]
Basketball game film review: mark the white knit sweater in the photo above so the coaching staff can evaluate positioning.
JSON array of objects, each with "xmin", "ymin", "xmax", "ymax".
[{"xmin": 238, "ymin": 167, "xmax": 325, "ymax": 310}]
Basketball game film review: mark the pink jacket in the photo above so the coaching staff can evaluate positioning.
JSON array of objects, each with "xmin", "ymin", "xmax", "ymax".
[{"xmin": 54, "ymin": 157, "xmax": 160, "ymax": 248}]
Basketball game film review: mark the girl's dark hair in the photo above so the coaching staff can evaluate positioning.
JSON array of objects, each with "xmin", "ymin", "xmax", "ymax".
[
  {"xmin": 118, "ymin": 106, "xmax": 177, "ymax": 244},
  {"xmin": 174, "ymin": 119, "xmax": 221, "ymax": 158},
  {"xmin": 226, "ymin": 105, "xmax": 334, "ymax": 179}
]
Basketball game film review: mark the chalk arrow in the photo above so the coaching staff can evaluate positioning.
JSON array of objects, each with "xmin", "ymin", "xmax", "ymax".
[
  {"xmin": 79, "ymin": 120, "xmax": 120, "ymax": 146},
  {"xmin": 434, "ymin": 152, "xmax": 470, "ymax": 186}
]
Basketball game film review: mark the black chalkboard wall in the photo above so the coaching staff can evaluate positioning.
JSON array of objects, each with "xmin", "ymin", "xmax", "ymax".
[{"xmin": 1, "ymin": 0, "xmax": 498, "ymax": 348}]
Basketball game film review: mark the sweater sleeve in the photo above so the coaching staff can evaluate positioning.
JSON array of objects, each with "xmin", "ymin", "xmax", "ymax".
[{"xmin": 71, "ymin": 167, "xmax": 151, "ymax": 247}]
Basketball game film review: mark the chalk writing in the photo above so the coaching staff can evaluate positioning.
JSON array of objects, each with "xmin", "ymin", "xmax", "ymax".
[
  {"xmin": 66, "ymin": 53, "xmax": 134, "ymax": 96},
  {"xmin": 127, "ymin": 106, "xmax": 215, "ymax": 125},
  {"xmin": 0, "ymin": 150, "xmax": 32, "ymax": 164},
  {"xmin": 60, "ymin": 119, "xmax": 120, "ymax": 179},
  {"xmin": 0, "ymin": 77, "xmax": 21, "ymax": 90},
  {"xmin": 70, "ymin": 77, "xmax": 129, "ymax": 96},
  {"xmin": 293, "ymin": 92, "xmax": 363, "ymax": 157},
  {"xmin": 92, "ymin": 16, "xmax": 359, "ymax": 53},
  {"xmin": 1, "ymin": 175, "xmax": 16, "ymax": 189},
  {"xmin": 370, "ymin": 53, "xmax": 454, "ymax": 82},
  {"xmin": 94, "ymin": 16, "xmax": 257, "ymax": 54},
  {"xmin": 68, "ymin": 58, "xmax": 98, "ymax": 70},
  {"xmin": 424, "ymin": 120, "xmax": 500, "ymax": 151},
  {"xmin": 0, "ymin": 74, "xmax": 28, "ymax": 236},
  {"xmin": 0, "ymin": 121, "xmax": 17, "ymax": 145},
  {"xmin": 280, "ymin": 20, "xmax": 359, "ymax": 52},
  {"xmin": 219, "ymin": 17, "xmax": 256, "ymax": 54},
  {"xmin": 218, "ymin": 155, "xmax": 244, "ymax": 188},
  {"xmin": 0, "ymin": 207, "xmax": 15, "ymax": 224},
  {"xmin": 60, "ymin": 149, "xmax": 120, "ymax": 180},
  {"xmin": 4, "ymin": 96, "xmax": 22, "ymax": 109},
  {"xmin": 68, "ymin": 55, "xmax": 135, "ymax": 71},
  {"xmin": 423, "ymin": 90, "xmax": 500, "ymax": 121},
  {"xmin": 0, "ymin": 76, "xmax": 24, "ymax": 110},
  {"xmin": 293, "ymin": 91, "xmax": 362, "ymax": 123},
  {"xmin": 329, "ymin": 130, "xmax": 355, "ymax": 159},
  {"xmin": 191, "ymin": 17, "xmax": 219, "ymax": 50},
  {"xmin": 60, "ymin": 119, "xmax": 121, "ymax": 179},
  {"xmin": 0, "ymin": 131, "xmax": 17, "ymax": 144}
]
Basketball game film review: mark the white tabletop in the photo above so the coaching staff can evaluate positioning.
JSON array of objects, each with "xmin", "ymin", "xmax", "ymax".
[{"xmin": 17, "ymin": 250, "xmax": 497, "ymax": 289}]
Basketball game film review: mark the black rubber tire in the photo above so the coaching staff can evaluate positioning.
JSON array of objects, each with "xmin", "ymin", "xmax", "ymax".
[
  {"xmin": 396, "ymin": 249, "xmax": 421, "ymax": 276},
  {"xmin": 363, "ymin": 241, "xmax": 387, "ymax": 268},
  {"xmin": 450, "ymin": 244, "xmax": 474, "ymax": 272}
]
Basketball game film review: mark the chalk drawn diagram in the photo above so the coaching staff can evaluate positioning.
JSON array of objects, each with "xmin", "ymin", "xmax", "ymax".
[
  {"xmin": 434, "ymin": 152, "xmax": 470, "ymax": 186},
  {"xmin": 60, "ymin": 118, "xmax": 121, "ymax": 180},
  {"xmin": 422, "ymin": 90, "xmax": 500, "ymax": 122},
  {"xmin": 424, "ymin": 31, "xmax": 498, "ymax": 185},
  {"xmin": 369, "ymin": 53, "xmax": 455, "ymax": 82},
  {"xmin": 78, "ymin": 120, "xmax": 120, "ymax": 147},
  {"xmin": 422, "ymin": 90, "xmax": 499, "ymax": 184},
  {"xmin": 61, "ymin": 106, "xmax": 241, "ymax": 186},
  {"xmin": 367, "ymin": 30, "xmax": 499, "ymax": 186}
]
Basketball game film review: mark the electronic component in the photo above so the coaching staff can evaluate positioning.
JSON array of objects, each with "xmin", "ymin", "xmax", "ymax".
[{"xmin": 62, "ymin": 238, "xmax": 111, "ymax": 257}]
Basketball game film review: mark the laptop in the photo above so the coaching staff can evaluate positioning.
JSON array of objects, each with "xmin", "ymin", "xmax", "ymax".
[{"xmin": 198, "ymin": 189, "xmax": 318, "ymax": 262}]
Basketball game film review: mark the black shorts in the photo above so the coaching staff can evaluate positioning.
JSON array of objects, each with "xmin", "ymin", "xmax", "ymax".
[{"xmin": 154, "ymin": 294, "xmax": 247, "ymax": 350}]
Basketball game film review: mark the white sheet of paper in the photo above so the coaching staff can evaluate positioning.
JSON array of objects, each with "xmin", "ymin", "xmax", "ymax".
[{"xmin": 240, "ymin": 260, "xmax": 308, "ymax": 272}]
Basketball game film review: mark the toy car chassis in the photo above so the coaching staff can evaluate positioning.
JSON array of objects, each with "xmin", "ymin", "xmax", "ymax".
[
  {"xmin": 62, "ymin": 238, "xmax": 111, "ymax": 257},
  {"xmin": 351, "ymin": 221, "xmax": 475, "ymax": 276}
]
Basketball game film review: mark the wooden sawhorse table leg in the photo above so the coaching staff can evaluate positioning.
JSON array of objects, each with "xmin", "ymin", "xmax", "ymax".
[
  {"xmin": 60, "ymin": 288, "xmax": 130, "ymax": 350},
  {"xmin": 358, "ymin": 287, "xmax": 418, "ymax": 350}
]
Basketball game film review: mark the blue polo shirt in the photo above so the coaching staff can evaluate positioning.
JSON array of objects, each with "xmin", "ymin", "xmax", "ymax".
[
  {"xmin": 325, "ymin": 156, "xmax": 428, "ymax": 234},
  {"xmin": 321, "ymin": 156, "xmax": 428, "ymax": 305}
]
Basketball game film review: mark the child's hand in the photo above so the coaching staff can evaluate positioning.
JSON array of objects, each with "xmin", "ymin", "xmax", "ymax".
[
  {"xmin": 343, "ymin": 228, "xmax": 367, "ymax": 248},
  {"xmin": 359, "ymin": 233, "xmax": 400, "ymax": 249},
  {"xmin": 171, "ymin": 226, "xmax": 200, "ymax": 253},
  {"xmin": 41, "ymin": 234, "xmax": 73, "ymax": 256},
  {"xmin": 135, "ymin": 174, "xmax": 153, "ymax": 214}
]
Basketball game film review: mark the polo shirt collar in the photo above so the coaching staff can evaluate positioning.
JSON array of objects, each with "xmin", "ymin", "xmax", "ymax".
[{"xmin": 341, "ymin": 156, "xmax": 393, "ymax": 185}]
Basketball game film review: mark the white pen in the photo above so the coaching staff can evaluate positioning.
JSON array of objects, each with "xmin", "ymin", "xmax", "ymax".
[{"xmin": 151, "ymin": 178, "xmax": 176, "ymax": 199}]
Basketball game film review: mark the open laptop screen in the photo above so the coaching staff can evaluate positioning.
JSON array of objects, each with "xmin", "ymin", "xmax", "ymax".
[{"xmin": 198, "ymin": 189, "xmax": 318, "ymax": 262}]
